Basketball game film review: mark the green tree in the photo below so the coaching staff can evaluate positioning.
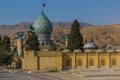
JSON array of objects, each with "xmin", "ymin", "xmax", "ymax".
[
  {"xmin": 0, "ymin": 51, "xmax": 13, "ymax": 66},
  {"xmin": 29, "ymin": 25, "xmax": 34, "ymax": 32},
  {"xmin": 25, "ymin": 32, "xmax": 39, "ymax": 50},
  {"xmin": 0, "ymin": 36, "xmax": 13, "ymax": 66},
  {"xmin": 0, "ymin": 36, "xmax": 10, "ymax": 51},
  {"xmin": 0, "ymin": 36, "xmax": 2, "ymax": 50},
  {"xmin": 68, "ymin": 20, "xmax": 84, "ymax": 51},
  {"xmin": 0, "ymin": 36, "xmax": 1, "ymax": 41}
]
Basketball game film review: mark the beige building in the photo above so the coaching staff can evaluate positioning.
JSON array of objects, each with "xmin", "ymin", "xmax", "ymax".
[
  {"xmin": 9, "ymin": 10, "xmax": 120, "ymax": 72},
  {"xmin": 17, "ymin": 48, "xmax": 120, "ymax": 71}
]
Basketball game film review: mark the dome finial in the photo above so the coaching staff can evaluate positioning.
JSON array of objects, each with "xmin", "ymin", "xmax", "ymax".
[{"xmin": 42, "ymin": 3, "xmax": 46, "ymax": 12}]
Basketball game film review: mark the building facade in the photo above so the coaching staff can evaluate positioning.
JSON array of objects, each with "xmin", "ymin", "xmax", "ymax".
[
  {"xmin": 9, "ymin": 10, "xmax": 120, "ymax": 72},
  {"xmin": 20, "ymin": 49, "xmax": 120, "ymax": 71}
]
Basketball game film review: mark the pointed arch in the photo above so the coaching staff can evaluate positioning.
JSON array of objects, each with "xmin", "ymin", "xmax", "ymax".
[
  {"xmin": 112, "ymin": 59, "xmax": 117, "ymax": 66},
  {"xmin": 89, "ymin": 59, "xmax": 94, "ymax": 66},
  {"xmin": 77, "ymin": 59, "xmax": 82, "ymax": 66},
  {"xmin": 66, "ymin": 59, "xmax": 71, "ymax": 66},
  {"xmin": 101, "ymin": 59, "xmax": 105, "ymax": 66}
]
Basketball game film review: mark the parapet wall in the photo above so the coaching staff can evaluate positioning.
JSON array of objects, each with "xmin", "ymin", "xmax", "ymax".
[
  {"xmin": 22, "ymin": 50, "xmax": 120, "ymax": 71},
  {"xmin": 22, "ymin": 50, "xmax": 62, "ymax": 71},
  {"xmin": 62, "ymin": 52, "xmax": 120, "ymax": 70}
]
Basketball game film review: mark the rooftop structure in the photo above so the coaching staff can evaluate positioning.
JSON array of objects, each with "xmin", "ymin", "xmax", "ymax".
[
  {"xmin": 33, "ymin": 12, "xmax": 53, "ymax": 46},
  {"xmin": 84, "ymin": 40, "xmax": 98, "ymax": 49}
]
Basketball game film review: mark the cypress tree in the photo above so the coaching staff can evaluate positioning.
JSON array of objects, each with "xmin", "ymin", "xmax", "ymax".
[
  {"xmin": 0, "ymin": 36, "xmax": 13, "ymax": 66},
  {"xmin": 29, "ymin": 25, "xmax": 34, "ymax": 32},
  {"xmin": 68, "ymin": 20, "xmax": 84, "ymax": 51},
  {"xmin": 25, "ymin": 32, "xmax": 39, "ymax": 50},
  {"xmin": 0, "ymin": 36, "xmax": 1, "ymax": 41},
  {"xmin": 0, "ymin": 37, "xmax": 2, "ymax": 50}
]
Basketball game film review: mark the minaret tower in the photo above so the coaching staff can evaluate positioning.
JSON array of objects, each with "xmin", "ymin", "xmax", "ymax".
[
  {"xmin": 17, "ymin": 32, "xmax": 23, "ymax": 56},
  {"xmin": 65, "ymin": 34, "xmax": 69, "ymax": 48},
  {"xmin": 64, "ymin": 28, "xmax": 69, "ymax": 48}
]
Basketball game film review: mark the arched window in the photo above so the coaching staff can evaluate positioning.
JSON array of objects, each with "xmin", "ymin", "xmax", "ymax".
[
  {"xmin": 112, "ymin": 59, "xmax": 117, "ymax": 66},
  {"xmin": 101, "ymin": 59, "xmax": 105, "ymax": 66},
  {"xmin": 66, "ymin": 59, "xmax": 71, "ymax": 66},
  {"xmin": 89, "ymin": 59, "xmax": 94, "ymax": 66},
  {"xmin": 77, "ymin": 59, "xmax": 82, "ymax": 66}
]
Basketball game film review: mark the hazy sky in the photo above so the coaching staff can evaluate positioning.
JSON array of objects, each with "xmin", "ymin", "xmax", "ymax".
[{"xmin": 0, "ymin": 0, "xmax": 120, "ymax": 25}]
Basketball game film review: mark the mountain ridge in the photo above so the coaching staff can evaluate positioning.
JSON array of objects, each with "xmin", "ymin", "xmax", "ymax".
[
  {"xmin": 1, "ymin": 22, "xmax": 120, "ymax": 47},
  {"xmin": 0, "ymin": 22, "xmax": 92, "ymax": 35}
]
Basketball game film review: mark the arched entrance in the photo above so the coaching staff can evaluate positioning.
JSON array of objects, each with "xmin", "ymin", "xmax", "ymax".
[
  {"xmin": 16, "ymin": 58, "xmax": 22, "ymax": 69},
  {"xmin": 66, "ymin": 59, "xmax": 71, "ymax": 66},
  {"xmin": 65, "ymin": 59, "xmax": 72, "ymax": 70}
]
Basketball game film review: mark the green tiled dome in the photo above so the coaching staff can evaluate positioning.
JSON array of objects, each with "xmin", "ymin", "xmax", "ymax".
[{"xmin": 33, "ymin": 12, "xmax": 53, "ymax": 36}]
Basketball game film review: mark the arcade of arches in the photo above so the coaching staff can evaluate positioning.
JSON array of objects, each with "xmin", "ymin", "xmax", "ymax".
[
  {"xmin": 21, "ymin": 50, "xmax": 120, "ymax": 71},
  {"xmin": 62, "ymin": 52, "xmax": 119, "ymax": 70}
]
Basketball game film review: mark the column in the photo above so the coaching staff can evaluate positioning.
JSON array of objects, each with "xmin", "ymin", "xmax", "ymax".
[
  {"xmin": 108, "ymin": 53, "xmax": 111, "ymax": 68},
  {"xmin": 72, "ymin": 53, "xmax": 76, "ymax": 69},
  {"xmin": 85, "ymin": 53, "xmax": 88, "ymax": 69},
  {"xmin": 17, "ymin": 39, "xmax": 23, "ymax": 56},
  {"xmin": 97, "ymin": 53, "xmax": 100, "ymax": 68}
]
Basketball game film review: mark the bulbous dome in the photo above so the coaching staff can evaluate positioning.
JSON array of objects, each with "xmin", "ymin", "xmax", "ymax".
[
  {"xmin": 62, "ymin": 49, "xmax": 71, "ymax": 53},
  {"xmin": 33, "ymin": 12, "xmax": 53, "ymax": 35},
  {"xmin": 96, "ymin": 49, "xmax": 105, "ymax": 52},
  {"xmin": 84, "ymin": 41, "xmax": 98, "ymax": 49},
  {"xmin": 74, "ymin": 49, "xmax": 82, "ymax": 53},
  {"xmin": 106, "ymin": 49, "xmax": 115, "ymax": 52}
]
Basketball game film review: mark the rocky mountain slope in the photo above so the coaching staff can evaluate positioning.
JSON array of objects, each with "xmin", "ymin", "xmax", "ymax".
[
  {"xmin": 52, "ymin": 24, "xmax": 120, "ymax": 47},
  {"xmin": 81, "ymin": 24, "xmax": 120, "ymax": 47},
  {"xmin": 0, "ymin": 22, "xmax": 91, "ymax": 35},
  {"xmin": 0, "ymin": 22, "xmax": 120, "ymax": 47}
]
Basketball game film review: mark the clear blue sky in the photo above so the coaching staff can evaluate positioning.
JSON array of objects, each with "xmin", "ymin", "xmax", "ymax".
[{"xmin": 0, "ymin": 0, "xmax": 120, "ymax": 25}]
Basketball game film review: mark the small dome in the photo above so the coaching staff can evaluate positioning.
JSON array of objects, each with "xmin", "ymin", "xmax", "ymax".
[
  {"xmin": 74, "ymin": 49, "xmax": 82, "ymax": 53},
  {"xmin": 96, "ymin": 49, "xmax": 105, "ymax": 52},
  {"xmin": 84, "ymin": 42, "xmax": 97, "ymax": 49},
  {"xmin": 116, "ymin": 49, "xmax": 120, "ymax": 52},
  {"xmin": 41, "ymin": 48, "xmax": 49, "ymax": 51},
  {"xmin": 84, "ymin": 49, "xmax": 93, "ymax": 52},
  {"xmin": 62, "ymin": 49, "xmax": 71, "ymax": 53},
  {"xmin": 33, "ymin": 12, "xmax": 53, "ymax": 36},
  {"xmin": 106, "ymin": 49, "xmax": 115, "ymax": 52},
  {"xmin": 105, "ymin": 47, "xmax": 116, "ymax": 52}
]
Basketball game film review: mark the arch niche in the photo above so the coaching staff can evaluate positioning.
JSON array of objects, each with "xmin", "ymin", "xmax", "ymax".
[
  {"xmin": 112, "ymin": 59, "xmax": 117, "ymax": 66},
  {"xmin": 89, "ymin": 59, "xmax": 94, "ymax": 66},
  {"xmin": 77, "ymin": 59, "xmax": 82, "ymax": 66},
  {"xmin": 101, "ymin": 59, "xmax": 105, "ymax": 66}
]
